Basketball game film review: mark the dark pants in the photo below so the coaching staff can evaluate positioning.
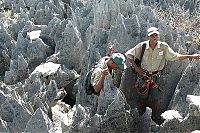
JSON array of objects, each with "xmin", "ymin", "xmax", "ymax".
[{"xmin": 137, "ymin": 73, "xmax": 160, "ymax": 119}]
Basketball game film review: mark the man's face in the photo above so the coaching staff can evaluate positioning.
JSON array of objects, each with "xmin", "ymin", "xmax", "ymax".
[
  {"xmin": 149, "ymin": 33, "xmax": 159, "ymax": 44},
  {"xmin": 109, "ymin": 60, "xmax": 118, "ymax": 70}
]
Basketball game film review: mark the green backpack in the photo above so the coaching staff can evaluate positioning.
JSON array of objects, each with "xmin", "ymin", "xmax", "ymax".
[
  {"xmin": 84, "ymin": 67, "xmax": 95, "ymax": 95},
  {"xmin": 84, "ymin": 67, "xmax": 100, "ymax": 96}
]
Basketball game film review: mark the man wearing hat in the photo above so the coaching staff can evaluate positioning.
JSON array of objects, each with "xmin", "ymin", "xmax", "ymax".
[
  {"xmin": 125, "ymin": 27, "xmax": 200, "ymax": 125},
  {"xmin": 90, "ymin": 52, "xmax": 127, "ymax": 96}
]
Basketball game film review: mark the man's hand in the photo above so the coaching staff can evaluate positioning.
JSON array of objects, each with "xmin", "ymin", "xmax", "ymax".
[
  {"xmin": 134, "ymin": 66, "xmax": 146, "ymax": 76},
  {"xmin": 107, "ymin": 43, "xmax": 113, "ymax": 56},
  {"xmin": 94, "ymin": 68, "xmax": 110, "ymax": 93},
  {"xmin": 102, "ymin": 68, "xmax": 109, "ymax": 77},
  {"xmin": 191, "ymin": 54, "xmax": 200, "ymax": 60}
]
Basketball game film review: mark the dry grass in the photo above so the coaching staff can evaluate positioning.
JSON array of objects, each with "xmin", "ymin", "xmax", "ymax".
[{"xmin": 154, "ymin": 6, "xmax": 200, "ymax": 45}]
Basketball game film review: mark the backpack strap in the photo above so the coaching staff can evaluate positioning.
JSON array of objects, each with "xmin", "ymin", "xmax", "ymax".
[
  {"xmin": 135, "ymin": 43, "xmax": 146, "ymax": 67},
  {"xmin": 139, "ymin": 43, "xmax": 146, "ymax": 65}
]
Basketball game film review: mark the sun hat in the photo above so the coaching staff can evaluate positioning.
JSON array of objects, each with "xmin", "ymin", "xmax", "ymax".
[
  {"xmin": 111, "ymin": 53, "xmax": 127, "ymax": 70},
  {"xmin": 147, "ymin": 27, "xmax": 159, "ymax": 36}
]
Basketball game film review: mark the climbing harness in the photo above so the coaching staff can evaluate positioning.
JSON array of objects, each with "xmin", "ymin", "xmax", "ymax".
[{"xmin": 134, "ymin": 71, "xmax": 159, "ymax": 96}]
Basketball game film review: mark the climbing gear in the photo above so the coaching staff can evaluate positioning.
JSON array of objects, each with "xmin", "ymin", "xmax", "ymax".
[{"xmin": 134, "ymin": 71, "xmax": 160, "ymax": 96}]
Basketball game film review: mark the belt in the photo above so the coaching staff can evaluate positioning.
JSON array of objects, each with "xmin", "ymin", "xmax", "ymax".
[
  {"xmin": 147, "ymin": 71, "xmax": 159, "ymax": 77},
  {"xmin": 141, "ymin": 71, "xmax": 159, "ymax": 78}
]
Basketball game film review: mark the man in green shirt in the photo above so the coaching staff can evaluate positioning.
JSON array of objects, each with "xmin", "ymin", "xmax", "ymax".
[{"xmin": 125, "ymin": 27, "xmax": 200, "ymax": 125}]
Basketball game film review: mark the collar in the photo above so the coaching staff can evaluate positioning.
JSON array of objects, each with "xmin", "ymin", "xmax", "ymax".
[{"xmin": 146, "ymin": 40, "xmax": 161, "ymax": 49}]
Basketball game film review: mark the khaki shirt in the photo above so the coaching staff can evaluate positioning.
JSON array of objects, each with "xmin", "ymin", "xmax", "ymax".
[
  {"xmin": 90, "ymin": 56, "xmax": 110, "ymax": 86},
  {"xmin": 125, "ymin": 40, "xmax": 180, "ymax": 72}
]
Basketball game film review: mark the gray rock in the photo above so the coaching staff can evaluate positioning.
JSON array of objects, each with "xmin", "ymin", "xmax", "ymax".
[
  {"xmin": 97, "ymin": 76, "xmax": 130, "ymax": 132},
  {"xmin": 186, "ymin": 95, "xmax": 200, "ymax": 117},
  {"xmin": 30, "ymin": 62, "xmax": 79, "ymax": 88},
  {"xmin": 160, "ymin": 110, "xmax": 183, "ymax": 132},
  {"xmin": 120, "ymin": 66, "xmax": 138, "ymax": 109},
  {"xmin": 0, "ymin": 82, "xmax": 12, "ymax": 95},
  {"xmin": 93, "ymin": 0, "xmax": 119, "ymax": 29},
  {"xmin": 24, "ymin": 73, "xmax": 43, "ymax": 101},
  {"xmin": 12, "ymin": 32, "xmax": 29, "ymax": 59},
  {"xmin": 24, "ymin": 0, "xmax": 35, "ymax": 7},
  {"xmin": 182, "ymin": 115, "xmax": 200, "ymax": 133},
  {"xmin": 27, "ymin": 38, "xmax": 50, "ymax": 68},
  {"xmin": 55, "ymin": 20, "xmax": 82, "ymax": 70},
  {"xmin": 0, "ymin": 97, "xmax": 32, "ymax": 132},
  {"xmin": 11, "ymin": 31, "xmax": 51, "ymax": 71},
  {"xmin": 0, "ymin": 90, "xmax": 7, "ymax": 107},
  {"xmin": 45, "ymin": 80, "xmax": 59, "ymax": 106},
  {"xmin": 0, "ymin": 117, "xmax": 10, "ymax": 132},
  {"xmin": 168, "ymin": 61, "xmax": 200, "ymax": 117},
  {"xmin": 32, "ymin": 1, "xmax": 64, "ymax": 25},
  {"xmin": 4, "ymin": 54, "xmax": 29, "ymax": 85},
  {"xmin": 108, "ymin": 14, "xmax": 141, "ymax": 53},
  {"xmin": 160, "ymin": 95, "xmax": 200, "ymax": 132},
  {"xmin": 24, "ymin": 108, "xmax": 55, "ymax": 132},
  {"xmin": 9, "ymin": 12, "xmax": 30, "ymax": 40},
  {"xmin": 3, "ymin": 0, "xmax": 12, "ymax": 9},
  {"xmin": 0, "ymin": 22, "xmax": 12, "ymax": 75},
  {"xmin": 32, "ymin": 96, "xmax": 48, "ymax": 114},
  {"xmin": 158, "ymin": 20, "xmax": 173, "ymax": 45},
  {"xmin": 77, "ymin": 4, "xmax": 94, "ymax": 36},
  {"xmin": 22, "ymin": 20, "xmax": 46, "ymax": 38},
  {"xmin": 88, "ymin": 27, "xmax": 109, "ymax": 57},
  {"xmin": 4, "ymin": 60, "xmax": 18, "ymax": 84},
  {"xmin": 40, "ymin": 17, "xmax": 63, "ymax": 39},
  {"xmin": 97, "ymin": 75, "xmax": 124, "ymax": 115},
  {"xmin": 68, "ymin": 104, "xmax": 88, "ymax": 132},
  {"xmin": 72, "ymin": 74, "xmax": 133, "ymax": 132}
]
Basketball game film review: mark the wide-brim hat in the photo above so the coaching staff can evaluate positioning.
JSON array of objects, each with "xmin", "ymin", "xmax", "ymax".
[
  {"xmin": 111, "ymin": 53, "xmax": 127, "ymax": 70},
  {"xmin": 147, "ymin": 27, "xmax": 159, "ymax": 36}
]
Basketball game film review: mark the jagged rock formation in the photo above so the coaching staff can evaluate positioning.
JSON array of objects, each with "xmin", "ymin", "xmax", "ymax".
[
  {"xmin": 24, "ymin": 108, "xmax": 55, "ymax": 132},
  {"xmin": 169, "ymin": 61, "xmax": 200, "ymax": 117},
  {"xmin": 0, "ymin": 0, "xmax": 199, "ymax": 132}
]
